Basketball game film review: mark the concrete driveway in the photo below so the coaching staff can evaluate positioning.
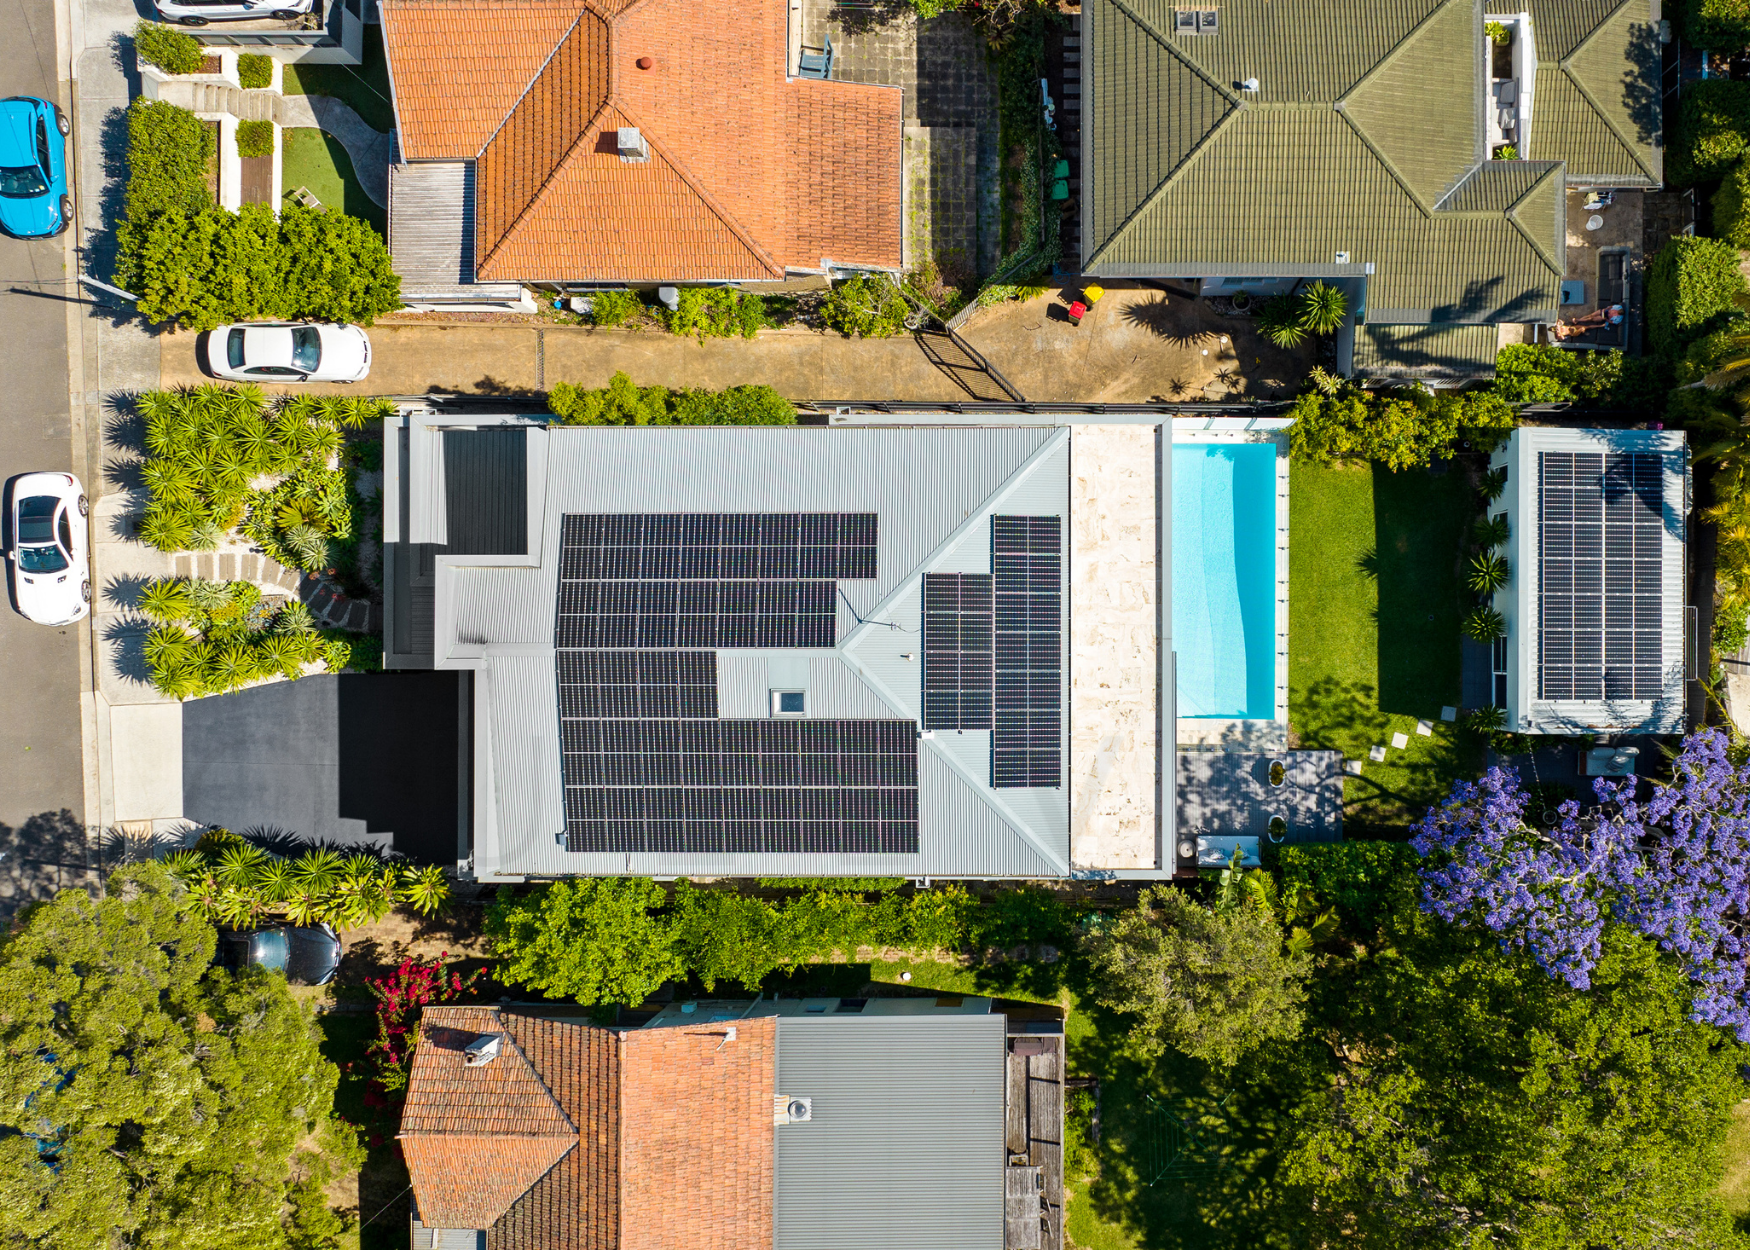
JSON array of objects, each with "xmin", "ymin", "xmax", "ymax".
[{"xmin": 157, "ymin": 281, "xmax": 1317, "ymax": 404}]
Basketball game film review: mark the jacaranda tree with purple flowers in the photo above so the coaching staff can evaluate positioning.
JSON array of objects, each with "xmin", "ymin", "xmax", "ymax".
[{"xmin": 1414, "ymin": 728, "xmax": 1750, "ymax": 1039}]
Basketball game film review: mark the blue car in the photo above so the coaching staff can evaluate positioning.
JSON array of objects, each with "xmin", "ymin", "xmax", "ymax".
[{"xmin": 0, "ymin": 97, "xmax": 70, "ymax": 239}]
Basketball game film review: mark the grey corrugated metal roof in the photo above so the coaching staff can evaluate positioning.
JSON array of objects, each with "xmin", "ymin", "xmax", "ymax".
[
  {"xmin": 434, "ymin": 425, "xmax": 1079, "ymax": 880},
  {"xmin": 774, "ymin": 1015, "xmax": 1006, "ymax": 1250}
]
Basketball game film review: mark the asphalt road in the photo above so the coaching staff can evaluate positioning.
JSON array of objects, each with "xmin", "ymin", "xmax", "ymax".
[{"xmin": 0, "ymin": 0, "xmax": 86, "ymax": 835}]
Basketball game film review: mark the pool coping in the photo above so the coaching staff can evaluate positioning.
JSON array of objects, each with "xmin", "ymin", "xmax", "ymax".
[{"xmin": 1170, "ymin": 423, "xmax": 1290, "ymax": 753}]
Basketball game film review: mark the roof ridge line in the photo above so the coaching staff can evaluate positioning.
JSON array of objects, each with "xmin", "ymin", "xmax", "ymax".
[
  {"xmin": 1084, "ymin": 0, "xmax": 1241, "ymax": 267},
  {"xmin": 1084, "ymin": 107, "xmax": 1238, "ymax": 270},
  {"xmin": 608, "ymin": 98, "xmax": 785, "ymax": 277},
  {"xmin": 1558, "ymin": 0, "xmax": 1635, "ymax": 66},
  {"xmin": 1555, "ymin": 44, "xmax": 1661, "ymax": 183},
  {"xmin": 495, "ymin": 1010, "xmax": 581, "ymax": 1136},
  {"xmin": 1429, "ymin": 160, "xmax": 1488, "ymax": 213},
  {"xmin": 1335, "ymin": 0, "xmax": 1465, "ymax": 106},
  {"xmin": 472, "ymin": 7, "xmax": 593, "ymax": 160},
  {"xmin": 1332, "ymin": 109, "xmax": 1435, "ymax": 221},
  {"xmin": 475, "ymin": 95, "xmax": 616, "ymax": 272},
  {"xmin": 1504, "ymin": 161, "xmax": 1566, "ymax": 274}
]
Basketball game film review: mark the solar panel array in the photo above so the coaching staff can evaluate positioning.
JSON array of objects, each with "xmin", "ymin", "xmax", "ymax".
[
  {"xmin": 1538, "ymin": 452, "xmax": 1665, "ymax": 701},
  {"xmin": 991, "ymin": 516, "xmax": 1062, "ymax": 787},
  {"xmin": 556, "ymin": 513, "xmax": 877, "ymax": 649},
  {"xmin": 922, "ymin": 573, "xmax": 993, "ymax": 730},
  {"xmin": 555, "ymin": 513, "xmax": 917, "ymax": 856}
]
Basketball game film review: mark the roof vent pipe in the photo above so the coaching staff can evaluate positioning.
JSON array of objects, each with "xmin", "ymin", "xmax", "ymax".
[
  {"xmin": 636, "ymin": 56, "xmax": 654, "ymax": 69},
  {"xmin": 464, "ymin": 1033, "xmax": 503, "ymax": 1067},
  {"xmin": 1241, "ymin": 77, "xmax": 1259, "ymax": 92}
]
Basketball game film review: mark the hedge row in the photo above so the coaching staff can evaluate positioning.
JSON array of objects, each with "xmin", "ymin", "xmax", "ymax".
[
  {"xmin": 1645, "ymin": 234, "xmax": 1748, "ymax": 362},
  {"xmin": 546, "ymin": 371, "xmax": 795, "ymax": 425}
]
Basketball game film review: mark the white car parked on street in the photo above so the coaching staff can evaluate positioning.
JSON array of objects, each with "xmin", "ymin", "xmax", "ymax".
[
  {"xmin": 152, "ymin": 0, "xmax": 314, "ymax": 25},
  {"xmin": 205, "ymin": 321, "xmax": 371, "ymax": 383},
  {"xmin": 6, "ymin": 473, "xmax": 89, "ymax": 626}
]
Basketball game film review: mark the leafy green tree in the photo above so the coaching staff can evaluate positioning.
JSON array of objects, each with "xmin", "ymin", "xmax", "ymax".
[
  {"xmin": 1081, "ymin": 885, "xmax": 1311, "ymax": 1068},
  {"xmin": 484, "ymin": 878, "xmax": 684, "ymax": 1005},
  {"xmin": 1288, "ymin": 386, "xmax": 1515, "ymax": 470},
  {"xmin": 0, "ymin": 865, "xmax": 360, "ymax": 1250},
  {"xmin": 277, "ymin": 207, "xmax": 401, "ymax": 326},
  {"xmin": 1279, "ymin": 911, "xmax": 1749, "ymax": 1249}
]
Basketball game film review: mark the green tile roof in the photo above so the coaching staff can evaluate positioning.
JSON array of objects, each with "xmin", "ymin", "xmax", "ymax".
[
  {"xmin": 1084, "ymin": 0, "xmax": 1660, "ymax": 319},
  {"xmin": 1351, "ymin": 323, "xmax": 1503, "ymax": 380},
  {"xmin": 1488, "ymin": 0, "xmax": 1663, "ymax": 184}
]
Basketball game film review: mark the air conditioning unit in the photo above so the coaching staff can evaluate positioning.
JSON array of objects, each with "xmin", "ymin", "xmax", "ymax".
[{"xmin": 773, "ymin": 1095, "xmax": 812, "ymax": 1124}]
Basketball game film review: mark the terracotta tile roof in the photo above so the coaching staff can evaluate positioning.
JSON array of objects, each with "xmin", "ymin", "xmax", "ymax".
[
  {"xmin": 381, "ymin": 0, "xmax": 901, "ymax": 281},
  {"xmin": 399, "ymin": 1009, "xmax": 774, "ymax": 1246},
  {"xmin": 381, "ymin": 0, "xmax": 582, "ymax": 160},
  {"xmin": 490, "ymin": 1015, "xmax": 620, "ymax": 1250},
  {"xmin": 399, "ymin": 1007, "xmax": 581, "ymax": 1230},
  {"xmin": 618, "ymin": 1015, "xmax": 775, "ymax": 1250}
]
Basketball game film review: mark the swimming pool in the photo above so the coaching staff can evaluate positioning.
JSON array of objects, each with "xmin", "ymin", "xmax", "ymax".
[{"xmin": 1173, "ymin": 443, "xmax": 1278, "ymax": 719}]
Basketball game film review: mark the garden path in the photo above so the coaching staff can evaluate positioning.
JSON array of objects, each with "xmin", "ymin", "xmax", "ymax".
[{"xmin": 277, "ymin": 94, "xmax": 392, "ymax": 207}]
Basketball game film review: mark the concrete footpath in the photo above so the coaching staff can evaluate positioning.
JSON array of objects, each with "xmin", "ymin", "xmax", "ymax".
[{"xmin": 157, "ymin": 283, "xmax": 1315, "ymax": 403}]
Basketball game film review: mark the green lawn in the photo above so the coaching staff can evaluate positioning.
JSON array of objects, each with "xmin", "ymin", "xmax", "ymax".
[
  {"xmin": 282, "ymin": 128, "xmax": 386, "ymax": 235},
  {"xmin": 282, "ymin": 25, "xmax": 394, "ymax": 132},
  {"xmin": 1288, "ymin": 461, "xmax": 1483, "ymax": 833}
]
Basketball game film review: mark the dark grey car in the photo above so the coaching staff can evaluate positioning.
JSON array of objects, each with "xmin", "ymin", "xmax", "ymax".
[{"xmin": 216, "ymin": 924, "xmax": 343, "ymax": 986}]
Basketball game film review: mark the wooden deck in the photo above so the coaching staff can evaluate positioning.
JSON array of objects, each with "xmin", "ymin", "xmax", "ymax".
[
  {"xmin": 1004, "ymin": 1032, "xmax": 1065, "ymax": 1250},
  {"xmin": 240, "ymin": 154, "xmax": 273, "ymax": 206}
]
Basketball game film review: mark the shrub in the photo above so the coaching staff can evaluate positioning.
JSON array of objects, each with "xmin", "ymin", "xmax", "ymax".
[
  {"xmin": 163, "ymin": 834, "xmax": 450, "ymax": 928},
  {"xmin": 1645, "ymin": 235, "xmax": 1748, "ymax": 361},
  {"xmin": 1493, "ymin": 344, "xmax": 1627, "ymax": 405},
  {"xmin": 585, "ymin": 289, "xmax": 645, "ymax": 328},
  {"xmin": 546, "ymin": 371, "xmax": 795, "ymax": 425},
  {"xmin": 366, "ymin": 955, "xmax": 483, "ymax": 1093},
  {"xmin": 660, "ymin": 287, "xmax": 771, "ymax": 341},
  {"xmin": 1463, "ymin": 605, "xmax": 1507, "ymax": 641},
  {"xmin": 236, "ymin": 52, "xmax": 272, "ymax": 89},
  {"xmin": 1686, "ymin": 0, "xmax": 1750, "ymax": 51},
  {"xmin": 1469, "ymin": 551, "xmax": 1510, "ymax": 593},
  {"xmin": 135, "ymin": 20, "xmax": 204, "ymax": 74},
  {"xmin": 1274, "ymin": 841, "xmax": 1420, "ymax": 935},
  {"xmin": 124, "ymin": 99, "xmax": 214, "ymax": 220},
  {"xmin": 1258, "ymin": 294, "xmax": 1306, "ymax": 347},
  {"xmin": 118, "ymin": 204, "xmax": 401, "ymax": 330},
  {"xmin": 820, "ymin": 273, "xmax": 911, "ymax": 338},
  {"xmin": 1289, "ymin": 386, "xmax": 1516, "ymax": 469},
  {"xmin": 1670, "ymin": 78, "xmax": 1750, "ymax": 186},
  {"xmin": 235, "ymin": 119, "xmax": 274, "ymax": 159}
]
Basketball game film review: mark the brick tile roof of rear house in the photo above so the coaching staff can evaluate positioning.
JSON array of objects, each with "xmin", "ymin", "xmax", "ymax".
[
  {"xmin": 399, "ymin": 1001, "xmax": 1040, "ymax": 1250},
  {"xmin": 379, "ymin": 0, "xmax": 904, "ymax": 284},
  {"xmin": 1081, "ymin": 0, "xmax": 1661, "ymax": 324}
]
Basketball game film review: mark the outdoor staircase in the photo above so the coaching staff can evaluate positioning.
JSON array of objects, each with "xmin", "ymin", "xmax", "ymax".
[
  {"xmin": 160, "ymin": 80, "xmax": 295, "ymax": 125},
  {"xmin": 1059, "ymin": 14, "xmax": 1081, "ymax": 266}
]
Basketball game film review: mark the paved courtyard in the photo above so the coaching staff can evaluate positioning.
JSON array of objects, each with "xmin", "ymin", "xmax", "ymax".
[
  {"xmin": 802, "ymin": 0, "xmax": 1000, "ymax": 276},
  {"xmin": 1177, "ymin": 750, "xmax": 1346, "ymax": 842}
]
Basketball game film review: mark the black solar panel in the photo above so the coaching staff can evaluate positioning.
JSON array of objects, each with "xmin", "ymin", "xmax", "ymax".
[
  {"xmin": 990, "ymin": 516, "xmax": 1062, "ymax": 787},
  {"xmin": 557, "ymin": 513, "xmax": 872, "ymax": 650},
  {"xmin": 1538, "ymin": 452, "xmax": 1664, "ymax": 701},
  {"xmin": 554, "ymin": 513, "xmax": 913, "ymax": 856},
  {"xmin": 922, "ymin": 573, "xmax": 993, "ymax": 730}
]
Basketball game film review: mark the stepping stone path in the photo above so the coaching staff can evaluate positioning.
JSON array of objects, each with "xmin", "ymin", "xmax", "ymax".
[
  {"xmin": 169, "ymin": 550, "xmax": 380, "ymax": 634},
  {"xmin": 1391, "ymin": 731, "xmax": 1409, "ymax": 749},
  {"xmin": 1344, "ymin": 760, "xmax": 1364, "ymax": 775},
  {"xmin": 1368, "ymin": 745, "xmax": 1388, "ymax": 762},
  {"xmin": 1440, "ymin": 706, "xmax": 1458, "ymax": 721},
  {"xmin": 1416, "ymin": 718, "xmax": 1434, "ymax": 736}
]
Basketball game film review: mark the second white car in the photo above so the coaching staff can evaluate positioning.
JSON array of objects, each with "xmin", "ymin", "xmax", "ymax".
[
  {"xmin": 6, "ymin": 472, "xmax": 90, "ymax": 626},
  {"xmin": 206, "ymin": 321, "xmax": 371, "ymax": 383}
]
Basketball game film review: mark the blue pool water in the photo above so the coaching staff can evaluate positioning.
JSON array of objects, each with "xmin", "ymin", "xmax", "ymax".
[{"xmin": 1173, "ymin": 443, "xmax": 1278, "ymax": 719}]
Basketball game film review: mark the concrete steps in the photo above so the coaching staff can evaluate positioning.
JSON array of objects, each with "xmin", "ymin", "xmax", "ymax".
[{"xmin": 165, "ymin": 80, "xmax": 291, "ymax": 125}]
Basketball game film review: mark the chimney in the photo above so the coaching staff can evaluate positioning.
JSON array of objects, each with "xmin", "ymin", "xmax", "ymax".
[
  {"xmin": 463, "ymin": 1033, "xmax": 502, "ymax": 1067},
  {"xmin": 617, "ymin": 127, "xmax": 650, "ymax": 163}
]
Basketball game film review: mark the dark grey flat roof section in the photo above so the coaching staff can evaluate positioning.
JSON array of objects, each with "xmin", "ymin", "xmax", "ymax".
[
  {"xmin": 774, "ymin": 1014, "xmax": 1006, "ymax": 1250},
  {"xmin": 444, "ymin": 429, "xmax": 527, "ymax": 556}
]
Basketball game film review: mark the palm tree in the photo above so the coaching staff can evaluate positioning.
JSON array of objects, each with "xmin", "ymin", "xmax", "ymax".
[
  {"xmin": 290, "ymin": 848, "xmax": 344, "ymax": 895},
  {"xmin": 138, "ymin": 579, "xmax": 191, "ymax": 623},
  {"xmin": 1463, "ymin": 606, "xmax": 1507, "ymax": 642},
  {"xmin": 1298, "ymin": 281, "xmax": 1348, "ymax": 334},
  {"xmin": 1472, "ymin": 515, "xmax": 1511, "ymax": 550},
  {"xmin": 214, "ymin": 841, "xmax": 270, "ymax": 889},
  {"xmin": 1469, "ymin": 552, "xmax": 1511, "ymax": 593},
  {"xmin": 255, "ymin": 858, "xmax": 297, "ymax": 906},
  {"xmin": 400, "ymin": 865, "xmax": 452, "ymax": 917}
]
